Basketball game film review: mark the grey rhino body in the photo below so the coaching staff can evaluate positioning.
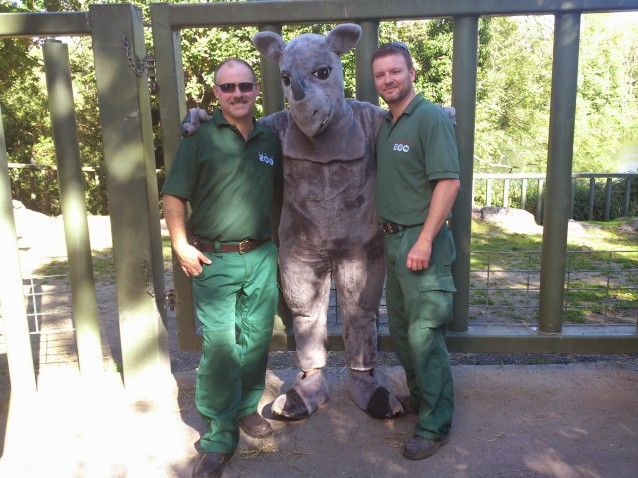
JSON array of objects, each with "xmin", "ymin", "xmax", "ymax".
[{"xmin": 255, "ymin": 25, "xmax": 402, "ymax": 419}]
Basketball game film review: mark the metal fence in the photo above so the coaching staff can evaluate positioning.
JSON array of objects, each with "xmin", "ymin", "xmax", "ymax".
[
  {"xmin": 2, "ymin": 1, "xmax": 638, "ymax": 394},
  {"xmin": 468, "ymin": 250, "xmax": 638, "ymax": 326},
  {"xmin": 473, "ymin": 173, "xmax": 638, "ymax": 224},
  {"xmin": 7, "ymin": 164, "xmax": 637, "ymax": 222}
]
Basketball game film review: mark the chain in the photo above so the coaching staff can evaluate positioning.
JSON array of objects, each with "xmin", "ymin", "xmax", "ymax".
[
  {"xmin": 122, "ymin": 34, "xmax": 147, "ymax": 77},
  {"xmin": 141, "ymin": 256, "xmax": 175, "ymax": 312},
  {"xmin": 142, "ymin": 255, "xmax": 155, "ymax": 298}
]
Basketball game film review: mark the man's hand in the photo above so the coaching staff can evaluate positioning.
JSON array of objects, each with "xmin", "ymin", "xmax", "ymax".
[
  {"xmin": 162, "ymin": 193, "xmax": 211, "ymax": 276},
  {"xmin": 173, "ymin": 239, "xmax": 212, "ymax": 277},
  {"xmin": 406, "ymin": 238, "xmax": 432, "ymax": 271},
  {"xmin": 181, "ymin": 108, "xmax": 211, "ymax": 137},
  {"xmin": 406, "ymin": 178, "xmax": 460, "ymax": 272},
  {"xmin": 441, "ymin": 106, "xmax": 456, "ymax": 126}
]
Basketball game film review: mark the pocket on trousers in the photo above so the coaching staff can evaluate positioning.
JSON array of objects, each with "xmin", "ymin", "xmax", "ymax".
[
  {"xmin": 415, "ymin": 228, "xmax": 456, "ymax": 293},
  {"xmin": 192, "ymin": 253, "xmax": 219, "ymax": 281},
  {"xmin": 416, "ymin": 270, "xmax": 456, "ymax": 293}
]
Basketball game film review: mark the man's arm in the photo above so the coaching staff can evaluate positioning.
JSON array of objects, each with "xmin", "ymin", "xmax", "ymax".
[
  {"xmin": 406, "ymin": 178, "xmax": 460, "ymax": 271},
  {"xmin": 162, "ymin": 193, "xmax": 211, "ymax": 276}
]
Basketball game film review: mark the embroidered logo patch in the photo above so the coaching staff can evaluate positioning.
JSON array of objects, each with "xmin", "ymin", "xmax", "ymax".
[
  {"xmin": 392, "ymin": 143, "xmax": 410, "ymax": 153},
  {"xmin": 259, "ymin": 152, "xmax": 274, "ymax": 165}
]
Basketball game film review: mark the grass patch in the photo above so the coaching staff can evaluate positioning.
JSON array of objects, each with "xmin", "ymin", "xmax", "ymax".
[
  {"xmin": 470, "ymin": 217, "xmax": 637, "ymax": 324},
  {"xmin": 563, "ymin": 309, "xmax": 586, "ymax": 324},
  {"xmin": 35, "ymin": 258, "xmax": 68, "ymax": 277},
  {"xmin": 471, "ymin": 220, "xmax": 543, "ymax": 252},
  {"xmin": 471, "ymin": 218, "xmax": 637, "ymax": 253},
  {"xmin": 162, "ymin": 236, "xmax": 173, "ymax": 259}
]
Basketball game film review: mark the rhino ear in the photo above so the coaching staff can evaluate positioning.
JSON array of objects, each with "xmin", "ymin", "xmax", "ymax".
[
  {"xmin": 253, "ymin": 32, "xmax": 286, "ymax": 63},
  {"xmin": 326, "ymin": 23, "xmax": 362, "ymax": 55}
]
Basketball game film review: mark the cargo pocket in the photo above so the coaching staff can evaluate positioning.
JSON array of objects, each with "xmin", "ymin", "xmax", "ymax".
[{"xmin": 415, "ymin": 228, "xmax": 456, "ymax": 293}]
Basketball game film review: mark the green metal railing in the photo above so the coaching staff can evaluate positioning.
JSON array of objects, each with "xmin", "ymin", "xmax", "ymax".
[
  {"xmin": 1, "ymin": 1, "xmax": 638, "ymax": 395},
  {"xmin": 1, "ymin": 4, "xmax": 172, "ymax": 395},
  {"xmin": 473, "ymin": 172, "xmax": 638, "ymax": 224},
  {"xmin": 150, "ymin": 0, "xmax": 638, "ymax": 353},
  {"xmin": 8, "ymin": 164, "xmax": 635, "ymax": 222}
]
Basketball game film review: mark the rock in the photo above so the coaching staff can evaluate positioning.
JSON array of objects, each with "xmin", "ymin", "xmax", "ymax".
[{"xmin": 472, "ymin": 206, "xmax": 542, "ymax": 234}]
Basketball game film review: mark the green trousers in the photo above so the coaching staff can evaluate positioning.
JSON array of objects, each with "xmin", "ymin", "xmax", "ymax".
[
  {"xmin": 384, "ymin": 225, "xmax": 456, "ymax": 441},
  {"xmin": 192, "ymin": 241, "xmax": 278, "ymax": 454}
]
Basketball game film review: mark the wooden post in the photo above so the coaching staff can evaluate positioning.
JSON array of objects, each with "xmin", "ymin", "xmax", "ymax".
[
  {"xmin": 43, "ymin": 39, "xmax": 103, "ymax": 377},
  {"xmin": 0, "ymin": 104, "xmax": 36, "ymax": 394},
  {"xmin": 539, "ymin": 13, "xmax": 581, "ymax": 333},
  {"xmin": 90, "ymin": 4, "xmax": 171, "ymax": 393}
]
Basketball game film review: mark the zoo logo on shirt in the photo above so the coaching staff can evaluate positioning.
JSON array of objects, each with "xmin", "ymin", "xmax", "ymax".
[
  {"xmin": 392, "ymin": 140, "xmax": 411, "ymax": 153},
  {"xmin": 258, "ymin": 152, "xmax": 274, "ymax": 165}
]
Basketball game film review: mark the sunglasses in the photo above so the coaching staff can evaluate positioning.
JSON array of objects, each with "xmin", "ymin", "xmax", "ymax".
[{"xmin": 217, "ymin": 82, "xmax": 255, "ymax": 93}]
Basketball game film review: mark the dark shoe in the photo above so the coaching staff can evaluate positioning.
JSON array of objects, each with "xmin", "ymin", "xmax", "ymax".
[
  {"xmin": 238, "ymin": 412, "xmax": 272, "ymax": 438},
  {"xmin": 402, "ymin": 434, "xmax": 449, "ymax": 460},
  {"xmin": 192, "ymin": 452, "xmax": 233, "ymax": 478},
  {"xmin": 397, "ymin": 395, "xmax": 419, "ymax": 415}
]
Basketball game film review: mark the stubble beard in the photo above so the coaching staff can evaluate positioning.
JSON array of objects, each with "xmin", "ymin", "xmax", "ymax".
[{"xmin": 381, "ymin": 84, "xmax": 410, "ymax": 107}]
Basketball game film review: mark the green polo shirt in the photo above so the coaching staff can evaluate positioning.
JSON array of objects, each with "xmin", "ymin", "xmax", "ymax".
[
  {"xmin": 162, "ymin": 109, "xmax": 282, "ymax": 242},
  {"xmin": 375, "ymin": 94, "xmax": 460, "ymax": 226}
]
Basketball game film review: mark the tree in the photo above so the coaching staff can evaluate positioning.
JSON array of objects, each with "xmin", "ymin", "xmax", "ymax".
[
  {"xmin": 474, "ymin": 16, "xmax": 554, "ymax": 174},
  {"xmin": 574, "ymin": 13, "xmax": 638, "ymax": 172}
]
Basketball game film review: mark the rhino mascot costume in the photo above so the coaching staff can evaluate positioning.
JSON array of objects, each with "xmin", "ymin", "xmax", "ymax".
[
  {"xmin": 252, "ymin": 24, "xmax": 403, "ymax": 420},
  {"xmin": 184, "ymin": 24, "xmax": 403, "ymax": 420}
]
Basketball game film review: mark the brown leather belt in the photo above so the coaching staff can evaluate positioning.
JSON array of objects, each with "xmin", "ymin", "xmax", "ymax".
[
  {"xmin": 198, "ymin": 238, "xmax": 269, "ymax": 254},
  {"xmin": 382, "ymin": 222, "xmax": 407, "ymax": 234}
]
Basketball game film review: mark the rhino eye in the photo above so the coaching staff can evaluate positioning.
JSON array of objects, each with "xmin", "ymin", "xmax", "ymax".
[
  {"xmin": 281, "ymin": 73, "xmax": 291, "ymax": 87},
  {"xmin": 312, "ymin": 67, "xmax": 331, "ymax": 80}
]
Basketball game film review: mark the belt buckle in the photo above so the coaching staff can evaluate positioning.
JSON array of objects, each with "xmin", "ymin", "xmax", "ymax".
[{"xmin": 238, "ymin": 239, "xmax": 251, "ymax": 254}]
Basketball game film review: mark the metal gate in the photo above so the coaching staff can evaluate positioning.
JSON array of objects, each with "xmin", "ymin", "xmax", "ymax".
[{"xmin": 1, "ymin": 1, "xmax": 637, "ymax": 395}]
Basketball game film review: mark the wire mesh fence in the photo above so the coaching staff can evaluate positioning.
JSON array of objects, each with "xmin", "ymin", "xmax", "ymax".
[{"xmin": 468, "ymin": 250, "xmax": 638, "ymax": 326}]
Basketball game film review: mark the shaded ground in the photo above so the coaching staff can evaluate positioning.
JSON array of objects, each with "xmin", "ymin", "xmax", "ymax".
[{"xmin": 1, "ymin": 363, "xmax": 637, "ymax": 477}]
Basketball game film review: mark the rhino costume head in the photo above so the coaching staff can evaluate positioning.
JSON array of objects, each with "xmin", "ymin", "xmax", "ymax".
[{"xmin": 254, "ymin": 24, "xmax": 360, "ymax": 138}]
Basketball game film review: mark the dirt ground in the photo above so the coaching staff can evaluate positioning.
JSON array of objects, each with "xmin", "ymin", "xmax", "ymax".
[{"xmin": 2, "ymin": 362, "xmax": 638, "ymax": 478}]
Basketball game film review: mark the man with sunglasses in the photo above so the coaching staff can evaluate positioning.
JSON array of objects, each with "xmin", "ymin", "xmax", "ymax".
[
  {"xmin": 162, "ymin": 58, "xmax": 282, "ymax": 478},
  {"xmin": 372, "ymin": 42, "xmax": 460, "ymax": 460}
]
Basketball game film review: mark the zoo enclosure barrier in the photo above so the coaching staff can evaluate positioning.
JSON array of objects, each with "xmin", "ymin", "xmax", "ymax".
[
  {"xmin": 472, "ymin": 172, "xmax": 638, "ymax": 224},
  {"xmin": 149, "ymin": 0, "xmax": 638, "ymax": 354},
  {"xmin": 7, "ymin": 163, "xmax": 636, "ymax": 222},
  {"xmin": 1, "ymin": 1, "xmax": 637, "ymax": 396},
  {"xmin": 7, "ymin": 162, "xmax": 164, "ymax": 216}
]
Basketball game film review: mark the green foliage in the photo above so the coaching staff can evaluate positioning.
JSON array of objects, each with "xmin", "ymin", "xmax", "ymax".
[
  {"xmin": 474, "ymin": 16, "xmax": 554, "ymax": 174},
  {"xmin": 574, "ymin": 14, "xmax": 638, "ymax": 171},
  {"xmin": 473, "ymin": 14, "xmax": 638, "ymax": 175}
]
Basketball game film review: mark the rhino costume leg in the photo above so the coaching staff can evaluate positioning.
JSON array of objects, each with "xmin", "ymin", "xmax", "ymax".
[
  {"xmin": 271, "ymin": 370, "xmax": 329, "ymax": 420},
  {"xmin": 333, "ymin": 234, "xmax": 403, "ymax": 418},
  {"xmin": 271, "ymin": 245, "xmax": 332, "ymax": 420},
  {"xmin": 349, "ymin": 369, "xmax": 403, "ymax": 418}
]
